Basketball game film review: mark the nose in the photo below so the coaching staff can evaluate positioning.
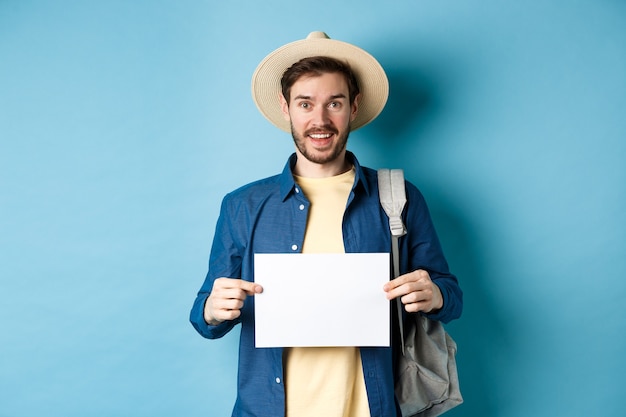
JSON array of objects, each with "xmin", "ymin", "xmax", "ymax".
[{"xmin": 311, "ymin": 105, "xmax": 330, "ymax": 126}]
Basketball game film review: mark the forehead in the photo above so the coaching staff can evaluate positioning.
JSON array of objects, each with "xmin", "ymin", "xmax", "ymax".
[{"xmin": 289, "ymin": 72, "xmax": 349, "ymax": 99}]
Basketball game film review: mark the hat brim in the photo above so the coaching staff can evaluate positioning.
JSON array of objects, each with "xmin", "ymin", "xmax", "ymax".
[{"xmin": 251, "ymin": 34, "xmax": 389, "ymax": 133}]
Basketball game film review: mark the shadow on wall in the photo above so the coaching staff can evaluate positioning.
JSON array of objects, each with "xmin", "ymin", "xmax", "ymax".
[
  {"xmin": 369, "ymin": 65, "xmax": 513, "ymax": 417},
  {"xmin": 367, "ymin": 67, "xmax": 439, "ymax": 151},
  {"xmin": 429, "ymin": 200, "xmax": 511, "ymax": 417}
]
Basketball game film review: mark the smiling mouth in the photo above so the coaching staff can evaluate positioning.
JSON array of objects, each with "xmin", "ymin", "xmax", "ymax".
[
  {"xmin": 306, "ymin": 126, "xmax": 338, "ymax": 139},
  {"xmin": 308, "ymin": 132, "xmax": 333, "ymax": 139}
]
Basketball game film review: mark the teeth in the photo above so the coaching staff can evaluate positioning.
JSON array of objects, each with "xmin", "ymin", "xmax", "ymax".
[{"xmin": 310, "ymin": 133, "xmax": 332, "ymax": 139}]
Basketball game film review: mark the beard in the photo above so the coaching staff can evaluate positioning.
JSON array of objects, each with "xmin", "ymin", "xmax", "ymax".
[{"xmin": 290, "ymin": 122, "xmax": 351, "ymax": 165}]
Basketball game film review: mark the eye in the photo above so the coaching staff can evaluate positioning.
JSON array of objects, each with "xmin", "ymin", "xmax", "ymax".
[
  {"xmin": 298, "ymin": 102, "xmax": 310, "ymax": 109},
  {"xmin": 328, "ymin": 101, "xmax": 341, "ymax": 109}
]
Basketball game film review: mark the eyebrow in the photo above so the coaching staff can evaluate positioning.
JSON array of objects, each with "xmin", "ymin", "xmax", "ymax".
[{"xmin": 292, "ymin": 93, "xmax": 348, "ymax": 101}]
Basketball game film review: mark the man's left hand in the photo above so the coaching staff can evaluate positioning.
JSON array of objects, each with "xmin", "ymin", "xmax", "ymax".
[{"xmin": 383, "ymin": 269, "xmax": 443, "ymax": 313}]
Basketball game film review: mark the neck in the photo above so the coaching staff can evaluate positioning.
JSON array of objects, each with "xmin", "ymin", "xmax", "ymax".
[{"xmin": 293, "ymin": 150, "xmax": 351, "ymax": 178}]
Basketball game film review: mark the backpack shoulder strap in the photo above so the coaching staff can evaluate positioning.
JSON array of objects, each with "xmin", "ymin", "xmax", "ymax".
[
  {"xmin": 378, "ymin": 168, "xmax": 407, "ymax": 279},
  {"xmin": 377, "ymin": 168, "xmax": 407, "ymax": 240},
  {"xmin": 378, "ymin": 168, "xmax": 408, "ymax": 353}
]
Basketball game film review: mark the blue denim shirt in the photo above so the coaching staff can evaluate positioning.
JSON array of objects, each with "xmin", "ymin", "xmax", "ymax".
[{"xmin": 190, "ymin": 152, "xmax": 462, "ymax": 417}]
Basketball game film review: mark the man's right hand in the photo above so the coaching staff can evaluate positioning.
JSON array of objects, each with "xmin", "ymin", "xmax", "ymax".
[{"xmin": 204, "ymin": 278, "xmax": 263, "ymax": 325}]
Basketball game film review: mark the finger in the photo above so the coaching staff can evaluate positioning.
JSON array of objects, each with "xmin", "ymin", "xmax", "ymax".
[
  {"xmin": 383, "ymin": 274, "xmax": 410, "ymax": 291},
  {"xmin": 208, "ymin": 287, "xmax": 244, "ymax": 308},
  {"xmin": 403, "ymin": 300, "xmax": 430, "ymax": 313},
  {"xmin": 403, "ymin": 286, "xmax": 443, "ymax": 313},
  {"xmin": 207, "ymin": 296, "xmax": 246, "ymax": 323},
  {"xmin": 213, "ymin": 278, "xmax": 263, "ymax": 295},
  {"xmin": 212, "ymin": 277, "xmax": 241, "ymax": 291},
  {"xmin": 384, "ymin": 269, "xmax": 429, "ymax": 290},
  {"xmin": 401, "ymin": 289, "xmax": 430, "ymax": 305},
  {"xmin": 211, "ymin": 306, "xmax": 243, "ymax": 322},
  {"xmin": 384, "ymin": 275, "xmax": 409, "ymax": 297},
  {"xmin": 385, "ymin": 285, "xmax": 405, "ymax": 300},
  {"xmin": 207, "ymin": 280, "xmax": 262, "ymax": 323},
  {"xmin": 238, "ymin": 280, "xmax": 263, "ymax": 295},
  {"xmin": 212, "ymin": 296, "xmax": 245, "ymax": 311},
  {"xmin": 400, "ymin": 287, "xmax": 432, "ymax": 312},
  {"xmin": 410, "ymin": 269, "xmax": 430, "ymax": 283},
  {"xmin": 385, "ymin": 281, "xmax": 428, "ymax": 300}
]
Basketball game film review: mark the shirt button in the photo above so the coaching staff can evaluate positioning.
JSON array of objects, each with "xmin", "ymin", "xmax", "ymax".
[
  {"xmin": 299, "ymin": 204, "xmax": 304, "ymax": 210},
  {"xmin": 295, "ymin": 188, "xmax": 300, "ymax": 193},
  {"xmin": 275, "ymin": 377, "xmax": 281, "ymax": 384},
  {"xmin": 291, "ymin": 244, "xmax": 298, "ymax": 251}
]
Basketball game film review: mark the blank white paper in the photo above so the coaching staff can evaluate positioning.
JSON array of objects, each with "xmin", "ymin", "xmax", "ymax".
[{"xmin": 253, "ymin": 253, "xmax": 390, "ymax": 348}]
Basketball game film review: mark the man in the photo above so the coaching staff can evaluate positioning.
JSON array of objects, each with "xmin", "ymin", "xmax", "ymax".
[{"xmin": 190, "ymin": 32, "xmax": 462, "ymax": 417}]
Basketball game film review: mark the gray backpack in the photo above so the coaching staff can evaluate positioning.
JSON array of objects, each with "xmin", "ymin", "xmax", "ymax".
[{"xmin": 378, "ymin": 169, "xmax": 463, "ymax": 417}]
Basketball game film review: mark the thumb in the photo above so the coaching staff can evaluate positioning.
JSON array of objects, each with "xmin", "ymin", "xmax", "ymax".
[{"xmin": 240, "ymin": 280, "xmax": 263, "ymax": 295}]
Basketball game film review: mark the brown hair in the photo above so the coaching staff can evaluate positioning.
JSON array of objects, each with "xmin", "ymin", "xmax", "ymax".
[{"xmin": 280, "ymin": 56, "xmax": 360, "ymax": 105}]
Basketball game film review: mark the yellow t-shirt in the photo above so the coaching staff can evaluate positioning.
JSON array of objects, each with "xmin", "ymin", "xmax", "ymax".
[{"xmin": 285, "ymin": 167, "xmax": 371, "ymax": 417}]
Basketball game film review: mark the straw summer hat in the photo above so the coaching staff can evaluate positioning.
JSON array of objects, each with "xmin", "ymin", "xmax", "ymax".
[{"xmin": 251, "ymin": 31, "xmax": 389, "ymax": 133}]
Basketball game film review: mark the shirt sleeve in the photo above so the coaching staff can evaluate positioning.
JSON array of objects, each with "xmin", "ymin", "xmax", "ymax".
[
  {"xmin": 401, "ymin": 181, "xmax": 463, "ymax": 324},
  {"xmin": 189, "ymin": 193, "xmax": 245, "ymax": 339}
]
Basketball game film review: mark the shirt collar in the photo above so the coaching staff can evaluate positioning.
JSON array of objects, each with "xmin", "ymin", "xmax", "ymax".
[{"xmin": 278, "ymin": 151, "xmax": 372, "ymax": 201}]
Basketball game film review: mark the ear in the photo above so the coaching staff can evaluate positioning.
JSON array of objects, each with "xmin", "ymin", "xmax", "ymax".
[
  {"xmin": 350, "ymin": 93, "xmax": 361, "ymax": 122},
  {"xmin": 279, "ymin": 93, "xmax": 290, "ymax": 121}
]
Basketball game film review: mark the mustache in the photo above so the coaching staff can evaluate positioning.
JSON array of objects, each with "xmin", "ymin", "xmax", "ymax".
[{"xmin": 304, "ymin": 125, "xmax": 338, "ymax": 136}]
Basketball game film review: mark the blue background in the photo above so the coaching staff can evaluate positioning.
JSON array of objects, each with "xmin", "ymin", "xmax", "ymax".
[{"xmin": 1, "ymin": 1, "xmax": 624, "ymax": 416}]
